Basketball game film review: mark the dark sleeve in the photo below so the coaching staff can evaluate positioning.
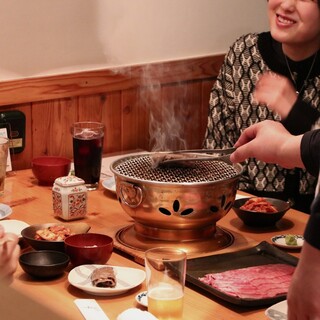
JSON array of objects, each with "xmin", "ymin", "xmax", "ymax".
[
  {"xmin": 282, "ymin": 98, "xmax": 320, "ymax": 135},
  {"xmin": 300, "ymin": 130, "xmax": 320, "ymax": 177},
  {"xmin": 304, "ymin": 194, "xmax": 320, "ymax": 250}
]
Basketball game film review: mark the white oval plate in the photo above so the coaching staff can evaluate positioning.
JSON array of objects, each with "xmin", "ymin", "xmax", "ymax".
[
  {"xmin": 68, "ymin": 264, "xmax": 146, "ymax": 296},
  {"xmin": 135, "ymin": 291, "xmax": 148, "ymax": 307},
  {"xmin": 0, "ymin": 220, "xmax": 29, "ymax": 237},
  {"xmin": 0, "ymin": 204, "xmax": 12, "ymax": 220},
  {"xmin": 102, "ymin": 177, "xmax": 116, "ymax": 194},
  {"xmin": 265, "ymin": 300, "xmax": 287, "ymax": 320},
  {"xmin": 271, "ymin": 234, "xmax": 304, "ymax": 249}
]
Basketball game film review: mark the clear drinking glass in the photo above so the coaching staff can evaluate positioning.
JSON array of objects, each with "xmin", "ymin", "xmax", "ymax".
[
  {"xmin": 71, "ymin": 122, "xmax": 104, "ymax": 190},
  {"xmin": 145, "ymin": 247, "xmax": 187, "ymax": 320},
  {"xmin": 0, "ymin": 137, "xmax": 9, "ymax": 195}
]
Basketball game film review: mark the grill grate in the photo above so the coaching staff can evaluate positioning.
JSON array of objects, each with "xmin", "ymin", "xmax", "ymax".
[{"xmin": 113, "ymin": 155, "xmax": 239, "ymax": 183}]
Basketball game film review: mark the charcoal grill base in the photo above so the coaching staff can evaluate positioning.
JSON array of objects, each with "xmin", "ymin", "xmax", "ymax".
[{"xmin": 115, "ymin": 224, "xmax": 234, "ymax": 255}]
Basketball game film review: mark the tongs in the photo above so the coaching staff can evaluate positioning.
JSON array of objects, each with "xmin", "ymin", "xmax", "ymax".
[{"xmin": 152, "ymin": 147, "xmax": 236, "ymax": 168}]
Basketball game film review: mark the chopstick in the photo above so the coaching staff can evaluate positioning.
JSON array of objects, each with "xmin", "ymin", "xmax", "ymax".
[{"xmin": 165, "ymin": 148, "xmax": 236, "ymax": 155}]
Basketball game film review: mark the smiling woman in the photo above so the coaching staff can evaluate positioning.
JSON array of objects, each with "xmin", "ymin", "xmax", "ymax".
[{"xmin": 204, "ymin": 0, "xmax": 320, "ymax": 214}]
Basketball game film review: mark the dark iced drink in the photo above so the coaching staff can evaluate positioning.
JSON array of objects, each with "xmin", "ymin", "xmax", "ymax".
[{"xmin": 72, "ymin": 122, "xmax": 104, "ymax": 190}]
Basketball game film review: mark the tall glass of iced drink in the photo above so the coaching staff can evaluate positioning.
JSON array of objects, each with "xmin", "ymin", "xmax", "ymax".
[{"xmin": 71, "ymin": 122, "xmax": 104, "ymax": 190}]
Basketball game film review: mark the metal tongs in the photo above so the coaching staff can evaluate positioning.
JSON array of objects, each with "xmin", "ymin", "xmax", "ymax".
[{"xmin": 152, "ymin": 147, "xmax": 236, "ymax": 168}]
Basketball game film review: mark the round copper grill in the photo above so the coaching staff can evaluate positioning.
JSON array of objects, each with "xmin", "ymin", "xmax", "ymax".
[{"xmin": 113, "ymin": 155, "xmax": 239, "ymax": 183}]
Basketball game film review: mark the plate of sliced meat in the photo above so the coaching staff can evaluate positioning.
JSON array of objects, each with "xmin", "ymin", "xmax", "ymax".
[
  {"xmin": 186, "ymin": 241, "xmax": 298, "ymax": 306},
  {"xmin": 68, "ymin": 264, "xmax": 146, "ymax": 296}
]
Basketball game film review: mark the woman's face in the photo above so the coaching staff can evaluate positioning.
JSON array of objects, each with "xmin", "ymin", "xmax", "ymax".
[{"xmin": 268, "ymin": 0, "xmax": 320, "ymax": 58}]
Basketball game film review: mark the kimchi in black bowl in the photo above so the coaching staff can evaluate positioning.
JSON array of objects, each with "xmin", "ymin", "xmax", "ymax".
[{"xmin": 233, "ymin": 197, "xmax": 290, "ymax": 227}]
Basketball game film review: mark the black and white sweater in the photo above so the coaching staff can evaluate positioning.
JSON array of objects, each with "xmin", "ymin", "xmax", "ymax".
[{"xmin": 204, "ymin": 32, "xmax": 320, "ymax": 211}]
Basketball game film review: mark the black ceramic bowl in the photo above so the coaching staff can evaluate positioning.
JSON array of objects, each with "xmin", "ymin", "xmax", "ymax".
[
  {"xmin": 19, "ymin": 250, "xmax": 70, "ymax": 278},
  {"xmin": 21, "ymin": 222, "xmax": 90, "ymax": 252},
  {"xmin": 233, "ymin": 197, "xmax": 290, "ymax": 227}
]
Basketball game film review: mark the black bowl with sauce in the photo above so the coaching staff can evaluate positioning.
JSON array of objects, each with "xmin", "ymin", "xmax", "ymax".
[{"xmin": 19, "ymin": 250, "xmax": 70, "ymax": 279}]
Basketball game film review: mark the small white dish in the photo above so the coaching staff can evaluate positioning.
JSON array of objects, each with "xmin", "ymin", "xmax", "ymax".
[
  {"xmin": 102, "ymin": 176, "xmax": 116, "ymax": 194},
  {"xmin": 135, "ymin": 291, "xmax": 148, "ymax": 307},
  {"xmin": 68, "ymin": 264, "xmax": 146, "ymax": 296},
  {"xmin": 271, "ymin": 234, "xmax": 304, "ymax": 249},
  {"xmin": 0, "ymin": 219, "xmax": 29, "ymax": 237},
  {"xmin": 265, "ymin": 300, "xmax": 287, "ymax": 320},
  {"xmin": 0, "ymin": 204, "xmax": 12, "ymax": 220}
]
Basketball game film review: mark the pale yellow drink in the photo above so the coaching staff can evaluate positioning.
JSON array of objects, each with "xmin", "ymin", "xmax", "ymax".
[{"xmin": 148, "ymin": 286, "xmax": 183, "ymax": 320}]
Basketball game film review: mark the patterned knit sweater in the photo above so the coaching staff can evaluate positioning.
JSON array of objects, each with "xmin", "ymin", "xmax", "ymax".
[{"xmin": 204, "ymin": 32, "xmax": 320, "ymax": 204}]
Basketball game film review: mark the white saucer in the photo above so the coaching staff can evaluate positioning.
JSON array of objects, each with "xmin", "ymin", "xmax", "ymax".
[
  {"xmin": 0, "ymin": 204, "xmax": 12, "ymax": 220},
  {"xmin": 135, "ymin": 291, "xmax": 148, "ymax": 307},
  {"xmin": 271, "ymin": 234, "xmax": 304, "ymax": 249},
  {"xmin": 102, "ymin": 176, "xmax": 116, "ymax": 194},
  {"xmin": 0, "ymin": 219, "xmax": 29, "ymax": 237},
  {"xmin": 68, "ymin": 265, "xmax": 145, "ymax": 296},
  {"xmin": 265, "ymin": 300, "xmax": 287, "ymax": 320}
]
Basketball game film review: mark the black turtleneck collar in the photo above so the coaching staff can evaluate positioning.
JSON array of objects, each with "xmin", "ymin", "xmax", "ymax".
[{"xmin": 257, "ymin": 32, "xmax": 320, "ymax": 92}]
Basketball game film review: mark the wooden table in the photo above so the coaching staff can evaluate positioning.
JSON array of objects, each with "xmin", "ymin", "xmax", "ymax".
[{"xmin": 0, "ymin": 169, "xmax": 308, "ymax": 320}]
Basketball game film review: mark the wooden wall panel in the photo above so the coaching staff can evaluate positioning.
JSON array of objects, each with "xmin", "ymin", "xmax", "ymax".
[
  {"xmin": 0, "ymin": 54, "xmax": 224, "ymax": 170},
  {"xmin": 102, "ymin": 91, "xmax": 122, "ymax": 153},
  {"xmin": 31, "ymin": 98, "xmax": 77, "ymax": 159},
  {"xmin": 121, "ymin": 88, "xmax": 139, "ymax": 151}
]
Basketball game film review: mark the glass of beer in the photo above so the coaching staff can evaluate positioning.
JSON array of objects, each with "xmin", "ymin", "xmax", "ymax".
[
  {"xmin": 71, "ymin": 122, "xmax": 104, "ymax": 190},
  {"xmin": 0, "ymin": 137, "xmax": 9, "ymax": 195},
  {"xmin": 145, "ymin": 247, "xmax": 187, "ymax": 320}
]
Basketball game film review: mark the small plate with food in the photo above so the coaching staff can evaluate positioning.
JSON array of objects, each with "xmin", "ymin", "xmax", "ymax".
[
  {"xmin": 265, "ymin": 300, "xmax": 287, "ymax": 320},
  {"xmin": 0, "ymin": 204, "xmax": 13, "ymax": 220},
  {"xmin": 102, "ymin": 176, "xmax": 116, "ymax": 194},
  {"xmin": 135, "ymin": 291, "xmax": 148, "ymax": 307},
  {"xmin": 68, "ymin": 264, "xmax": 146, "ymax": 296},
  {"xmin": 0, "ymin": 219, "xmax": 29, "ymax": 237},
  {"xmin": 271, "ymin": 234, "xmax": 304, "ymax": 249}
]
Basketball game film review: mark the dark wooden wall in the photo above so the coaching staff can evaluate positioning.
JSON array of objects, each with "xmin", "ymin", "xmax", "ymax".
[{"xmin": 0, "ymin": 55, "xmax": 224, "ymax": 170}]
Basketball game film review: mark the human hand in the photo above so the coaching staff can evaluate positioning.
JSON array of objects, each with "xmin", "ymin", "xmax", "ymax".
[
  {"xmin": 229, "ymin": 120, "xmax": 304, "ymax": 169},
  {"xmin": 254, "ymin": 72, "xmax": 298, "ymax": 119},
  {"xmin": 0, "ymin": 225, "xmax": 20, "ymax": 280},
  {"xmin": 287, "ymin": 241, "xmax": 320, "ymax": 320}
]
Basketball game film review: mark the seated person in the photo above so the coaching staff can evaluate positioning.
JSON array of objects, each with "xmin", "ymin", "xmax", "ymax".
[
  {"xmin": 203, "ymin": 0, "xmax": 320, "ymax": 213},
  {"xmin": 0, "ymin": 225, "xmax": 20, "ymax": 281}
]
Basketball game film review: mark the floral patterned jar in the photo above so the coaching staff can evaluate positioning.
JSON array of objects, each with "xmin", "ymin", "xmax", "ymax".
[{"xmin": 52, "ymin": 176, "xmax": 87, "ymax": 221}]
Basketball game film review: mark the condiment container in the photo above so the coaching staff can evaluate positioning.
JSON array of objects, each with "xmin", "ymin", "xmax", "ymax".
[{"xmin": 52, "ymin": 176, "xmax": 87, "ymax": 221}]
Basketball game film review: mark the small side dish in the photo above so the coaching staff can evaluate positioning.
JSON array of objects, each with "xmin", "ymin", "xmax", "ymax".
[
  {"xmin": 135, "ymin": 291, "xmax": 148, "ymax": 307},
  {"xmin": 265, "ymin": 300, "xmax": 287, "ymax": 320},
  {"xmin": 34, "ymin": 225, "xmax": 74, "ymax": 241},
  {"xmin": 285, "ymin": 234, "xmax": 297, "ymax": 246},
  {"xmin": 91, "ymin": 266, "xmax": 116, "ymax": 288},
  {"xmin": 68, "ymin": 264, "xmax": 146, "ymax": 296},
  {"xmin": 240, "ymin": 197, "xmax": 277, "ymax": 213},
  {"xmin": 271, "ymin": 235, "xmax": 304, "ymax": 249},
  {"xmin": 0, "ymin": 203, "xmax": 13, "ymax": 220},
  {"xmin": 233, "ymin": 197, "xmax": 290, "ymax": 227}
]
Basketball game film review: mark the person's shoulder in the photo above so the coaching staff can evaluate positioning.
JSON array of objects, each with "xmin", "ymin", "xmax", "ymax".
[{"xmin": 232, "ymin": 32, "xmax": 261, "ymax": 48}]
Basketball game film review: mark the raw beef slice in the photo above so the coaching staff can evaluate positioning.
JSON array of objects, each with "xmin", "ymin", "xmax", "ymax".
[{"xmin": 199, "ymin": 263, "xmax": 295, "ymax": 299}]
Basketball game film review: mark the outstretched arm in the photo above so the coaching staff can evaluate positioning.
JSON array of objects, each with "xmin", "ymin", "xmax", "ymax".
[{"xmin": 230, "ymin": 120, "xmax": 304, "ymax": 169}]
